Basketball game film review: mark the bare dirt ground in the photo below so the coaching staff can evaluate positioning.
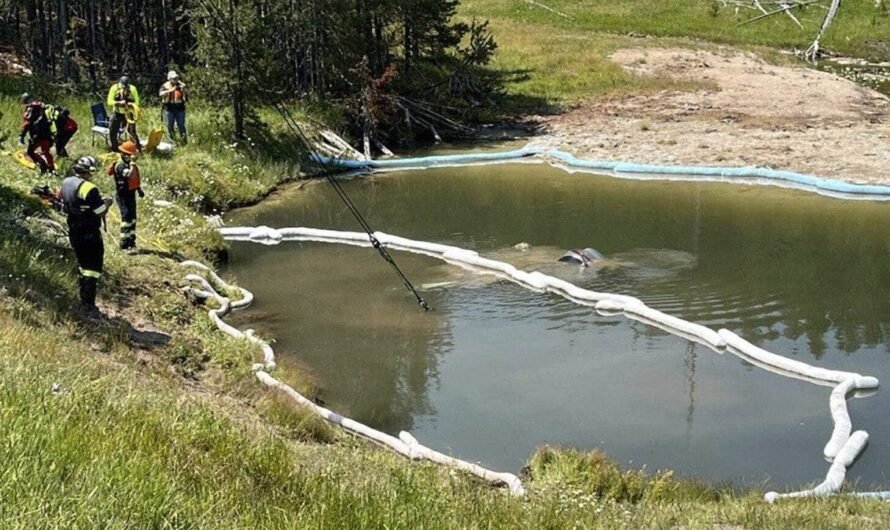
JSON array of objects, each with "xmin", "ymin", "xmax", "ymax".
[{"xmin": 534, "ymin": 47, "xmax": 890, "ymax": 184}]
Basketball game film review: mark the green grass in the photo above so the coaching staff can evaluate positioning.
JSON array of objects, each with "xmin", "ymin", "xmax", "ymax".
[
  {"xmin": 3, "ymin": 41, "xmax": 890, "ymax": 525},
  {"xmin": 4, "ymin": 306, "xmax": 890, "ymax": 528},
  {"xmin": 0, "ymin": 75, "xmax": 310, "ymax": 258},
  {"xmin": 459, "ymin": 0, "xmax": 890, "ymax": 106},
  {"xmin": 474, "ymin": 18, "xmax": 704, "ymax": 106}
]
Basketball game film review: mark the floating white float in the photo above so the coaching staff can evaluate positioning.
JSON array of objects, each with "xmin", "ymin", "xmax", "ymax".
[
  {"xmin": 181, "ymin": 259, "xmax": 525, "ymax": 495},
  {"xmin": 311, "ymin": 145, "xmax": 890, "ymax": 201},
  {"xmin": 214, "ymin": 226, "xmax": 887, "ymax": 501}
]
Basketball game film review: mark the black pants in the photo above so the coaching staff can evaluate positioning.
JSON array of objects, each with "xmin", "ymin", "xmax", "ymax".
[
  {"xmin": 116, "ymin": 190, "xmax": 137, "ymax": 249},
  {"xmin": 68, "ymin": 226, "xmax": 104, "ymax": 308},
  {"xmin": 109, "ymin": 112, "xmax": 141, "ymax": 152},
  {"xmin": 55, "ymin": 131, "xmax": 73, "ymax": 157}
]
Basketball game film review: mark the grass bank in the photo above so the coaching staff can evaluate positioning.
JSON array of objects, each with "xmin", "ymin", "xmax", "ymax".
[
  {"xmin": 2, "ymin": 67, "xmax": 890, "ymax": 528},
  {"xmin": 459, "ymin": 0, "xmax": 890, "ymax": 105}
]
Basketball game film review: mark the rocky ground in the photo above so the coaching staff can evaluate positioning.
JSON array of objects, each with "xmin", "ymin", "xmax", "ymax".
[{"xmin": 534, "ymin": 47, "xmax": 890, "ymax": 184}]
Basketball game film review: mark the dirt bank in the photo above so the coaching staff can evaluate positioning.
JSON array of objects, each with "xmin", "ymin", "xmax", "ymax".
[{"xmin": 535, "ymin": 47, "xmax": 890, "ymax": 185}]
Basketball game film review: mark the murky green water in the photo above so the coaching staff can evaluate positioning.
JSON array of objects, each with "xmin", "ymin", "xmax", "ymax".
[
  {"xmin": 223, "ymin": 162, "xmax": 890, "ymax": 489},
  {"xmin": 819, "ymin": 60, "xmax": 890, "ymax": 98}
]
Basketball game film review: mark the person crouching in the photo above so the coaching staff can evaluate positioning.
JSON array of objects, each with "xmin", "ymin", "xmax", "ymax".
[
  {"xmin": 19, "ymin": 93, "xmax": 56, "ymax": 174},
  {"xmin": 61, "ymin": 156, "xmax": 113, "ymax": 318},
  {"xmin": 46, "ymin": 103, "xmax": 78, "ymax": 158},
  {"xmin": 109, "ymin": 141, "xmax": 144, "ymax": 251}
]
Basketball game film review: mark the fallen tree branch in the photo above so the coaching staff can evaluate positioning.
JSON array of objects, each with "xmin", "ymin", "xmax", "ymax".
[
  {"xmin": 737, "ymin": 0, "xmax": 820, "ymax": 26},
  {"xmin": 320, "ymin": 130, "xmax": 367, "ymax": 161},
  {"xmin": 374, "ymin": 139, "xmax": 395, "ymax": 158},
  {"xmin": 805, "ymin": 0, "xmax": 842, "ymax": 64}
]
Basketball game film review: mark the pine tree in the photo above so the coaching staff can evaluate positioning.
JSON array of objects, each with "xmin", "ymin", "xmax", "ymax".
[{"xmin": 1, "ymin": 0, "xmax": 502, "ymax": 144}]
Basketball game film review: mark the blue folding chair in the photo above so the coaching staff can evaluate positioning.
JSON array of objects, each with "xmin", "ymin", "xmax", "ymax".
[{"xmin": 90, "ymin": 102, "xmax": 110, "ymax": 146}]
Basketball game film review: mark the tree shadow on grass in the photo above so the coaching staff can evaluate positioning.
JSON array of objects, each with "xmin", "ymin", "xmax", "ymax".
[
  {"xmin": 245, "ymin": 109, "xmax": 311, "ymax": 169},
  {"xmin": 495, "ymin": 68, "xmax": 563, "ymax": 117}
]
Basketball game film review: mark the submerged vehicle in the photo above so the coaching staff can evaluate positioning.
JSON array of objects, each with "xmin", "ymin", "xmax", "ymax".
[{"xmin": 557, "ymin": 248, "xmax": 604, "ymax": 267}]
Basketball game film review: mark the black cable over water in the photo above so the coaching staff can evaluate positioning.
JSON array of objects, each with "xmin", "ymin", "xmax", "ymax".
[
  {"xmin": 274, "ymin": 103, "xmax": 432, "ymax": 312},
  {"xmin": 192, "ymin": 0, "xmax": 430, "ymax": 311}
]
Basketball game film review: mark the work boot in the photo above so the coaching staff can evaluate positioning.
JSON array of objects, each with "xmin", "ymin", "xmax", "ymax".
[
  {"xmin": 79, "ymin": 276, "xmax": 98, "ymax": 308},
  {"xmin": 78, "ymin": 276, "xmax": 102, "ymax": 319},
  {"xmin": 79, "ymin": 303, "xmax": 103, "ymax": 320}
]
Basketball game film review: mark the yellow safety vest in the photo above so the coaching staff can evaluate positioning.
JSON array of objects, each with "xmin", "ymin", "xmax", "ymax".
[{"xmin": 106, "ymin": 83, "xmax": 141, "ymax": 113}]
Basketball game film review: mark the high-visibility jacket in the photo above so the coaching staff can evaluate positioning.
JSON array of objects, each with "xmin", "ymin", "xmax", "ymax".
[
  {"xmin": 45, "ymin": 104, "xmax": 70, "ymax": 123},
  {"xmin": 160, "ymin": 81, "xmax": 187, "ymax": 107},
  {"xmin": 45, "ymin": 104, "xmax": 77, "ymax": 133},
  {"xmin": 106, "ymin": 83, "xmax": 141, "ymax": 114},
  {"xmin": 61, "ymin": 176, "xmax": 108, "ymax": 231}
]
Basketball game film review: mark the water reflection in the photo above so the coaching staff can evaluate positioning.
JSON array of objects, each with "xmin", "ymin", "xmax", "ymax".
[
  {"xmin": 228, "ymin": 244, "xmax": 451, "ymax": 433},
  {"xmin": 231, "ymin": 166, "xmax": 890, "ymax": 357},
  {"xmin": 224, "ymin": 163, "xmax": 890, "ymax": 486},
  {"xmin": 684, "ymin": 342, "xmax": 697, "ymax": 442}
]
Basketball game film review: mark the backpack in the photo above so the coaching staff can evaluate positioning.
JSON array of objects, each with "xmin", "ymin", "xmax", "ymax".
[{"xmin": 25, "ymin": 103, "xmax": 52, "ymax": 138}]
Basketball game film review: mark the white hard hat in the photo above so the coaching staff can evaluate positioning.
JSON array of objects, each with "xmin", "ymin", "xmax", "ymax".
[
  {"xmin": 167, "ymin": 70, "xmax": 179, "ymax": 80},
  {"xmin": 74, "ymin": 156, "xmax": 99, "ymax": 174}
]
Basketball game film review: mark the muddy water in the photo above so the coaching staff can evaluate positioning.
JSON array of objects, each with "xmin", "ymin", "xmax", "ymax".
[{"xmin": 223, "ymin": 163, "xmax": 890, "ymax": 489}]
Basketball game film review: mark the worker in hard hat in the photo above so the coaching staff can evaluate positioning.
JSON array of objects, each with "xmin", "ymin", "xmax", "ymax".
[
  {"xmin": 61, "ymin": 155, "xmax": 113, "ymax": 318},
  {"xmin": 159, "ymin": 70, "xmax": 188, "ymax": 143},
  {"xmin": 106, "ymin": 75, "xmax": 141, "ymax": 153},
  {"xmin": 108, "ymin": 141, "xmax": 144, "ymax": 251}
]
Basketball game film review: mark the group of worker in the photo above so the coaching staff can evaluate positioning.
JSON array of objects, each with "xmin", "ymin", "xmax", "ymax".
[
  {"xmin": 19, "ymin": 71, "xmax": 189, "ymax": 319},
  {"xmin": 58, "ymin": 146, "xmax": 143, "ymax": 318},
  {"xmin": 19, "ymin": 94, "xmax": 78, "ymax": 174},
  {"xmin": 20, "ymin": 71, "xmax": 189, "ymax": 173},
  {"xmin": 106, "ymin": 71, "xmax": 189, "ymax": 151}
]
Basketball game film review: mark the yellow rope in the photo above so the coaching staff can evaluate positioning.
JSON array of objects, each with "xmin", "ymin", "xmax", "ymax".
[
  {"xmin": 98, "ymin": 152, "xmax": 120, "ymax": 165},
  {"xmin": 124, "ymin": 103, "xmax": 141, "ymax": 125}
]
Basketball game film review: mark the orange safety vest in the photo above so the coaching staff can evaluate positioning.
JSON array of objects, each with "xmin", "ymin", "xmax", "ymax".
[
  {"xmin": 109, "ymin": 162, "xmax": 141, "ymax": 191},
  {"xmin": 161, "ymin": 81, "xmax": 186, "ymax": 105},
  {"xmin": 127, "ymin": 164, "xmax": 141, "ymax": 191}
]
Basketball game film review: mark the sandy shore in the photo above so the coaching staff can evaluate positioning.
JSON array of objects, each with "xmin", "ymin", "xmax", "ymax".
[{"xmin": 533, "ymin": 47, "xmax": 890, "ymax": 185}]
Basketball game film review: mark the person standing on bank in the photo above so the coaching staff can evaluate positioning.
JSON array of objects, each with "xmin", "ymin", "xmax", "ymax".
[
  {"xmin": 61, "ymin": 156, "xmax": 113, "ymax": 318},
  {"xmin": 159, "ymin": 70, "xmax": 188, "ymax": 143},
  {"xmin": 109, "ymin": 141, "xmax": 143, "ymax": 251},
  {"xmin": 106, "ymin": 75, "xmax": 141, "ymax": 153}
]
